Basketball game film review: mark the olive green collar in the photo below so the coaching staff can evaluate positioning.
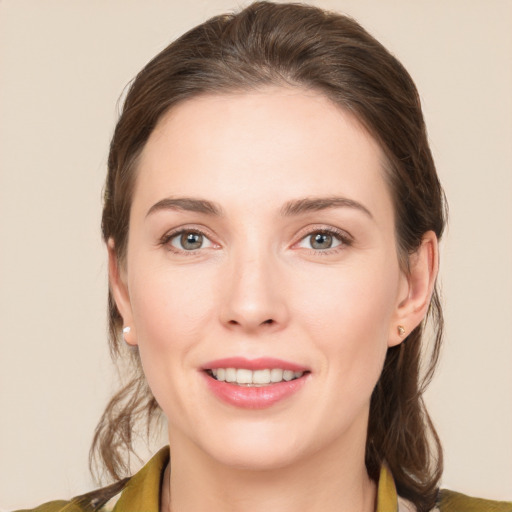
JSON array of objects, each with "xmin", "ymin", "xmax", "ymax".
[
  {"xmin": 113, "ymin": 447, "xmax": 169, "ymax": 511},
  {"xmin": 376, "ymin": 462, "xmax": 399, "ymax": 512}
]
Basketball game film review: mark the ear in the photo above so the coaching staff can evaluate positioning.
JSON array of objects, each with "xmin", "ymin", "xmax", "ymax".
[
  {"xmin": 108, "ymin": 238, "xmax": 137, "ymax": 346},
  {"xmin": 389, "ymin": 231, "xmax": 439, "ymax": 347}
]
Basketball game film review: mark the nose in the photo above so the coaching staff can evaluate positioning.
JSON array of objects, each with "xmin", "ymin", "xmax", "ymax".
[{"xmin": 219, "ymin": 248, "xmax": 289, "ymax": 333}]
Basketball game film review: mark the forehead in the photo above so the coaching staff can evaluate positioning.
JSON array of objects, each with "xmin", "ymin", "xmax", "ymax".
[{"xmin": 133, "ymin": 87, "xmax": 391, "ymax": 216}]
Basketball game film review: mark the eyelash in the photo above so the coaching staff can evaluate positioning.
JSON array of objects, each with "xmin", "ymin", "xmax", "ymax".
[
  {"xmin": 159, "ymin": 226, "xmax": 353, "ymax": 255},
  {"xmin": 294, "ymin": 226, "xmax": 353, "ymax": 255},
  {"xmin": 159, "ymin": 227, "xmax": 214, "ymax": 255}
]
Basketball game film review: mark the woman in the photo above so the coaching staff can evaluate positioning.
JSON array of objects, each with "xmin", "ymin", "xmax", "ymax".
[{"xmin": 14, "ymin": 2, "xmax": 511, "ymax": 512}]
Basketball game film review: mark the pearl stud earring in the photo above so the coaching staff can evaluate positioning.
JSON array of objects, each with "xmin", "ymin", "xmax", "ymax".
[{"xmin": 122, "ymin": 326, "xmax": 131, "ymax": 343}]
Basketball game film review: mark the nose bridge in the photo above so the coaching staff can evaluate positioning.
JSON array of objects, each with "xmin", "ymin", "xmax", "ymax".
[{"xmin": 220, "ymin": 237, "xmax": 288, "ymax": 331}]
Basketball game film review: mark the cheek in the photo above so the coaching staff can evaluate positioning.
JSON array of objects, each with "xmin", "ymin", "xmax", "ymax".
[
  {"xmin": 300, "ymin": 260, "xmax": 398, "ymax": 332},
  {"xmin": 129, "ymin": 262, "xmax": 216, "ymax": 357},
  {"xmin": 126, "ymin": 263, "xmax": 219, "ymax": 416},
  {"xmin": 297, "ymin": 260, "xmax": 398, "ymax": 381}
]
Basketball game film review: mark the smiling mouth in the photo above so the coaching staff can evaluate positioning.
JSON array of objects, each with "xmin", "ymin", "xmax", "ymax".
[{"xmin": 206, "ymin": 368, "xmax": 307, "ymax": 387}]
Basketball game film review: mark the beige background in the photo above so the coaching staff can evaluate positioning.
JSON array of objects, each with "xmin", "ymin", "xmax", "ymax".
[{"xmin": 1, "ymin": 0, "xmax": 511, "ymax": 509}]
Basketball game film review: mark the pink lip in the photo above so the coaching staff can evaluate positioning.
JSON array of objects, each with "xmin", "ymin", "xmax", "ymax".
[
  {"xmin": 201, "ymin": 357, "xmax": 308, "ymax": 372},
  {"xmin": 200, "ymin": 357, "xmax": 310, "ymax": 409},
  {"xmin": 202, "ymin": 372, "xmax": 308, "ymax": 409}
]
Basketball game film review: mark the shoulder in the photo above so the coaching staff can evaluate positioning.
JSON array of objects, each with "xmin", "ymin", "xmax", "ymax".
[
  {"xmin": 438, "ymin": 489, "xmax": 512, "ymax": 512},
  {"xmin": 12, "ymin": 500, "xmax": 85, "ymax": 512},
  {"xmin": 11, "ymin": 479, "xmax": 129, "ymax": 512},
  {"xmin": 381, "ymin": 464, "xmax": 511, "ymax": 512},
  {"xmin": 12, "ymin": 447, "xmax": 169, "ymax": 512}
]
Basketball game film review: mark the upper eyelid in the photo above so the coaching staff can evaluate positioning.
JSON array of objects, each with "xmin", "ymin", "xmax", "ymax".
[
  {"xmin": 158, "ymin": 224, "xmax": 353, "ymax": 248},
  {"xmin": 161, "ymin": 224, "xmax": 215, "ymax": 240},
  {"xmin": 294, "ymin": 224, "xmax": 353, "ymax": 242},
  {"xmin": 158, "ymin": 226, "xmax": 216, "ymax": 250},
  {"xmin": 160, "ymin": 228, "xmax": 218, "ymax": 255}
]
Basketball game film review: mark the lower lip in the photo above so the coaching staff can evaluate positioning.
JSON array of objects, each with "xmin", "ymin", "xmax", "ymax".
[{"xmin": 202, "ymin": 372, "xmax": 308, "ymax": 409}]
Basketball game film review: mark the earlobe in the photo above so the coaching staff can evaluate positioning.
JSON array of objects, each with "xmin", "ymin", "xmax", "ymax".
[
  {"xmin": 389, "ymin": 231, "xmax": 439, "ymax": 347},
  {"xmin": 108, "ymin": 239, "xmax": 137, "ymax": 346}
]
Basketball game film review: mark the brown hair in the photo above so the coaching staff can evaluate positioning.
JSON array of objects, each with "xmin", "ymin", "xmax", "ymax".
[{"xmin": 93, "ymin": 2, "xmax": 446, "ymax": 511}]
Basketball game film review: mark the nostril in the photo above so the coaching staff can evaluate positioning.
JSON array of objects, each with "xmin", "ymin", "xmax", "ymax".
[{"xmin": 224, "ymin": 318, "xmax": 277, "ymax": 328}]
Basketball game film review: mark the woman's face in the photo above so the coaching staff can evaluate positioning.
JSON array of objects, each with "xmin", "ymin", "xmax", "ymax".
[{"xmin": 114, "ymin": 87, "xmax": 412, "ymax": 470}]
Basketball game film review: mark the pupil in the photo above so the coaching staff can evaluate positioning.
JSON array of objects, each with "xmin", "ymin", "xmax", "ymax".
[
  {"xmin": 181, "ymin": 232, "xmax": 202, "ymax": 250},
  {"xmin": 311, "ymin": 232, "xmax": 332, "ymax": 249}
]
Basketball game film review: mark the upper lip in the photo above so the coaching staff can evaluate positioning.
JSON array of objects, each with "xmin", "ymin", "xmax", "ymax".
[{"xmin": 201, "ymin": 357, "xmax": 309, "ymax": 372}]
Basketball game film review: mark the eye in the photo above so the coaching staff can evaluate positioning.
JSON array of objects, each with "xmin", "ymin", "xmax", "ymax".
[
  {"xmin": 167, "ymin": 230, "xmax": 214, "ymax": 251},
  {"xmin": 296, "ymin": 229, "xmax": 350, "ymax": 251}
]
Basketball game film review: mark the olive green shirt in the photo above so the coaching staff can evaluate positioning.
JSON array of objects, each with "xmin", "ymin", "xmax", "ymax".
[{"xmin": 14, "ymin": 447, "xmax": 512, "ymax": 512}]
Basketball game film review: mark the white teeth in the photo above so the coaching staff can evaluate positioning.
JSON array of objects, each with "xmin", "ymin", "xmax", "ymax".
[
  {"xmin": 253, "ymin": 369, "xmax": 271, "ymax": 384},
  {"xmin": 209, "ymin": 367, "xmax": 305, "ymax": 386},
  {"xmin": 236, "ymin": 369, "xmax": 253, "ymax": 384},
  {"xmin": 270, "ymin": 368, "xmax": 283, "ymax": 382},
  {"xmin": 225, "ymin": 368, "xmax": 237, "ymax": 382},
  {"xmin": 283, "ymin": 370, "xmax": 294, "ymax": 381}
]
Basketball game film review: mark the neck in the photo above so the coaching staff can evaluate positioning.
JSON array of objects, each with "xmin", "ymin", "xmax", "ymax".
[{"xmin": 162, "ymin": 427, "xmax": 377, "ymax": 512}]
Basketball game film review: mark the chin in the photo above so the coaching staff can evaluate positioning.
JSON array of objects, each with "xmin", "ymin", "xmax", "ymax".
[
  {"xmin": 209, "ymin": 440, "xmax": 303, "ymax": 472},
  {"xmin": 184, "ymin": 420, "xmax": 311, "ymax": 471}
]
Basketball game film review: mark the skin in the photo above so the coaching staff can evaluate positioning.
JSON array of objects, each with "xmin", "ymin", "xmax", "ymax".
[{"xmin": 109, "ymin": 87, "xmax": 438, "ymax": 512}]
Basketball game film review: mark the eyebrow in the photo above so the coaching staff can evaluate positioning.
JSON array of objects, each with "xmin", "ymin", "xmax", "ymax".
[
  {"xmin": 146, "ymin": 195, "xmax": 373, "ymax": 219},
  {"xmin": 280, "ymin": 196, "xmax": 373, "ymax": 219},
  {"xmin": 146, "ymin": 197, "xmax": 223, "ymax": 218}
]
